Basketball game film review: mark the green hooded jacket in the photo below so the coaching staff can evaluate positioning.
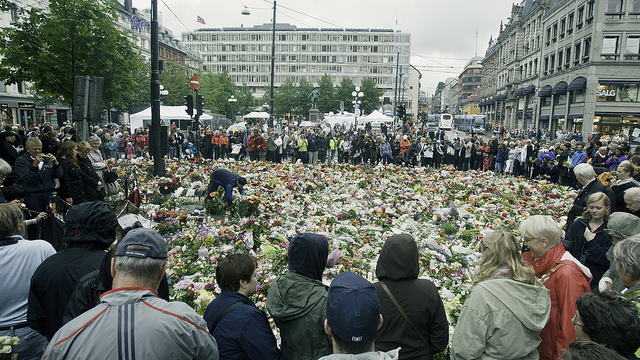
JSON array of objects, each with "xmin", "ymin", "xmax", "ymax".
[{"xmin": 601, "ymin": 212, "xmax": 640, "ymax": 293}]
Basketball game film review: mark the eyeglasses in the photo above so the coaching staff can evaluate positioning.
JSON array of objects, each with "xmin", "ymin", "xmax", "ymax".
[{"xmin": 571, "ymin": 315, "xmax": 583, "ymax": 327}]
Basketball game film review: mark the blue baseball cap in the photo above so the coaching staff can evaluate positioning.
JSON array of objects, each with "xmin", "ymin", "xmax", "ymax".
[
  {"xmin": 115, "ymin": 228, "xmax": 168, "ymax": 259},
  {"xmin": 326, "ymin": 271, "xmax": 380, "ymax": 343}
]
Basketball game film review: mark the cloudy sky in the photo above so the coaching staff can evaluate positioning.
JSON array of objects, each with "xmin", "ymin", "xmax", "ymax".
[{"xmin": 132, "ymin": 0, "xmax": 517, "ymax": 94}]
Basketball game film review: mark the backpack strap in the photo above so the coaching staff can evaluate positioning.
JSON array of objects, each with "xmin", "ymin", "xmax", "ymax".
[
  {"xmin": 210, "ymin": 302, "xmax": 244, "ymax": 332},
  {"xmin": 539, "ymin": 263, "xmax": 565, "ymax": 284}
]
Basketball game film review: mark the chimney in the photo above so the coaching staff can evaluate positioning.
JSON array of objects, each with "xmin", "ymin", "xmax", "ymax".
[{"xmin": 125, "ymin": 0, "xmax": 132, "ymax": 13}]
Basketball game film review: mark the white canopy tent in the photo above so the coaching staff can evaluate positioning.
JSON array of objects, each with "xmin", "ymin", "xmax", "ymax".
[
  {"xmin": 359, "ymin": 110, "xmax": 394, "ymax": 129},
  {"xmin": 129, "ymin": 106, "xmax": 212, "ymax": 130},
  {"xmin": 243, "ymin": 111, "xmax": 270, "ymax": 120}
]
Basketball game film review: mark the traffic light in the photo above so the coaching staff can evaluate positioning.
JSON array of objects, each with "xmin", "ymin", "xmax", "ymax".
[
  {"xmin": 184, "ymin": 95, "xmax": 194, "ymax": 117},
  {"xmin": 196, "ymin": 94, "xmax": 204, "ymax": 116},
  {"xmin": 396, "ymin": 104, "xmax": 405, "ymax": 120}
]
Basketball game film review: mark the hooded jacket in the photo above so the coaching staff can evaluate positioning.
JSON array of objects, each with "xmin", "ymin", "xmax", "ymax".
[
  {"xmin": 451, "ymin": 278, "xmax": 551, "ymax": 360},
  {"xmin": 373, "ymin": 234, "xmax": 449, "ymax": 360},
  {"xmin": 601, "ymin": 212, "xmax": 640, "ymax": 292},
  {"xmin": 266, "ymin": 233, "xmax": 332, "ymax": 360},
  {"xmin": 319, "ymin": 348, "xmax": 400, "ymax": 360},
  {"xmin": 522, "ymin": 244, "xmax": 592, "ymax": 360},
  {"xmin": 28, "ymin": 201, "xmax": 118, "ymax": 340}
]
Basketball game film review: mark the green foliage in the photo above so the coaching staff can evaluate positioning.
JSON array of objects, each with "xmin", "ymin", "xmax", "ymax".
[
  {"xmin": 198, "ymin": 71, "xmax": 237, "ymax": 115},
  {"xmin": 237, "ymin": 84, "xmax": 256, "ymax": 115},
  {"xmin": 336, "ymin": 77, "xmax": 356, "ymax": 112},
  {"xmin": 0, "ymin": 0, "xmax": 146, "ymax": 110},
  {"xmin": 441, "ymin": 222, "xmax": 458, "ymax": 235},
  {"xmin": 274, "ymin": 79, "xmax": 297, "ymax": 117},
  {"xmin": 296, "ymin": 77, "xmax": 314, "ymax": 114},
  {"xmin": 360, "ymin": 78, "xmax": 383, "ymax": 114},
  {"xmin": 159, "ymin": 62, "xmax": 192, "ymax": 106},
  {"xmin": 317, "ymin": 74, "xmax": 337, "ymax": 113}
]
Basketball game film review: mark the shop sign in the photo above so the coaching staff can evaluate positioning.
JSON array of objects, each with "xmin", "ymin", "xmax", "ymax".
[
  {"xmin": 131, "ymin": 15, "xmax": 149, "ymax": 33},
  {"xmin": 597, "ymin": 89, "xmax": 616, "ymax": 97},
  {"xmin": 18, "ymin": 103, "xmax": 34, "ymax": 108}
]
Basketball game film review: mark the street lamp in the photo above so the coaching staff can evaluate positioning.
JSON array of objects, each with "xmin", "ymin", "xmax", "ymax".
[
  {"xmin": 228, "ymin": 95, "xmax": 237, "ymax": 121},
  {"xmin": 352, "ymin": 86, "xmax": 364, "ymax": 129},
  {"xmin": 242, "ymin": 0, "xmax": 276, "ymax": 127}
]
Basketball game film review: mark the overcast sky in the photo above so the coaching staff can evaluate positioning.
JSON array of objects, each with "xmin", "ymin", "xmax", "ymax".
[{"xmin": 131, "ymin": 0, "xmax": 517, "ymax": 94}]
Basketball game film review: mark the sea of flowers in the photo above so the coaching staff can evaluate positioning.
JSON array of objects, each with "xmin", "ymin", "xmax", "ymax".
[{"xmin": 109, "ymin": 157, "xmax": 573, "ymax": 354}]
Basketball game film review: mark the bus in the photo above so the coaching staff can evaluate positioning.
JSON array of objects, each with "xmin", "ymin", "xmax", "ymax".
[
  {"xmin": 439, "ymin": 113, "xmax": 453, "ymax": 130},
  {"xmin": 454, "ymin": 115, "xmax": 486, "ymax": 134}
]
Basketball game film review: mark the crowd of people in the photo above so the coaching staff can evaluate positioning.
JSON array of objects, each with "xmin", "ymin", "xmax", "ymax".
[{"xmin": 2, "ymin": 119, "xmax": 640, "ymax": 360}]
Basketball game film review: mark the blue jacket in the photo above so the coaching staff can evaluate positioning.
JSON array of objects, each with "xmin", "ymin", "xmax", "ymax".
[
  {"xmin": 570, "ymin": 150, "xmax": 587, "ymax": 167},
  {"xmin": 204, "ymin": 291, "xmax": 284, "ymax": 360},
  {"xmin": 14, "ymin": 153, "xmax": 63, "ymax": 194},
  {"xmin": 495, "ymin": 149, "xmax": 506, "ymax": 163},
  {"xmin": 208, "ymin": 169, "xmax": 244, "ymax": 202}
]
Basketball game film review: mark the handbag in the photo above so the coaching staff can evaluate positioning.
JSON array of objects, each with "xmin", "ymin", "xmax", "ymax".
[
  {"xmin": 104, "ymin": 181, "xmax": 121, "ymax": 197},
  {"xmin": 379, "ymin": 280, "xmax": 433, "ymax": 349}
]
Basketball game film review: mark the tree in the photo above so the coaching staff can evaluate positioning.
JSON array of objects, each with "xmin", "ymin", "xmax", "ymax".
[
  {"xmin": 317, "ymin": 74, "xmax": 336, "ymax": 113},
  {"xmin": 274, "ymin": 79, "xmax": 296, "ymax": 117},
  {"xmin": 360, "ymin": 78, "xmax": 383, "ymax": 115},
  {"xmin": 295, "ymin": 77, "xmax": 314, "ymax": 115},
  {"xmin": 159, "ymin": 62, "xmax": 192, "ymax": 106},
  {"xmin": 198, "ymin": 71, "xmax": 236, "ymax": 115},
  {"xmin": 336, "ymin": 77, "xmax": 356, "ymax": 112},
  {"xmin": 237, "ymin": 84, "xmax": 256, "ymax": 116},
  {"xmin": 0, "ymin": 0, "xmax": 147, "ymax": 111}
]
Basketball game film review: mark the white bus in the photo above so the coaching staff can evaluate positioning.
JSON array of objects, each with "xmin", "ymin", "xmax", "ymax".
[{"xmin": 439, "ymin": 113, "xmax": 453, "ymax": 130}]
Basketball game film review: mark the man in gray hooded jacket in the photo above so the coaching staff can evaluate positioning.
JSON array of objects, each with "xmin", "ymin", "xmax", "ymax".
[{"xmin": 266, "ymin": 233, "xmax": 332, "ymax": 360}]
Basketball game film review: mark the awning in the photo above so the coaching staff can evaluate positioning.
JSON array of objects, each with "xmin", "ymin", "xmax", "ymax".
[
  {"xmin": 514, "ymin": 89, "xmax": 523, "ymax": 98},
  {"xmin": 598, "ymin": 80, "xmax": 640, "ymax": 87},
  {"xmin": 567, "ymin": 113, "xmax": 584, "ymax": 119},
  {"xmin": 538, "ymin": 85, "xmax": 552, "ymax": 97},
  {"xmin": 495, "ymin": 94, "xmax": 507, "ymax": 102},
  {"xmin": 567, "ymin": 77, "xmax": 587, "ymax": 91},
  {"xmin": 552, "ymin": 114, "xmax": 565, "ymax": 120},
  {"xmin": 522, "ymin": 85, "xmax": 536, "ymax": 95},
  {"xmin": 551, "ymin": 81, "xmax": 568, "ymax": 95},
  {"xmin": 488, "ymin": 98, "xmax": 496, "ymax": 105},
  {"xmin": 539, "ymin": 115, "xmax": 550, "ymax": 120}
]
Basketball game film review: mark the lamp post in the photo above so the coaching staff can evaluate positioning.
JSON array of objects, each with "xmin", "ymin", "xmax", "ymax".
[
  {"xmin": 352, "ymin": 86, "xmax": 364, "ymax": 130},
  {"xmin": 228, "ymin": 95, "xmax": 237, "ymax": 121},
  {"xmin": 242, "ymin": 1, "xmax": 276, "ymax": 128},
  {"xmin": 150, "ymin": 0, "xmax": 164, "ymax": 176}
]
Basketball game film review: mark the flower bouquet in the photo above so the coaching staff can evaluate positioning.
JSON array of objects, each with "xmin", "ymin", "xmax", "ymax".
[
  {"xmin": 204, "ymin": 187, "xmax": 226, "ymax": 216},
  {"xmin": 0, "ymin": 336, "xmax": 20, "ymax": 360},
  {"xmin": 158, "ymin": 179, "xmax": 180, "ymax": 195}
]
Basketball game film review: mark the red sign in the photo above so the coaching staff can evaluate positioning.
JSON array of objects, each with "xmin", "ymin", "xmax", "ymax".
[
  {"xmin": 45, "ymin": 109, "xmax": 55, "ymax": 116},
  {"xmin": 190, "ymin": 75, "xmax": 199, "ymax": 91}
]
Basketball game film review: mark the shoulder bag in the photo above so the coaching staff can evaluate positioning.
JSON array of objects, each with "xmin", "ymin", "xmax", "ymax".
[{"xmin": 379, "ymin": 280, "xmax": 433, "ymax": 349}]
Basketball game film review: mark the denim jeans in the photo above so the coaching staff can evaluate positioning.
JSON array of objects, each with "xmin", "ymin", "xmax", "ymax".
[{"xmin": 0, "ymin": 326, "xmax": 48, "ymax": 360}]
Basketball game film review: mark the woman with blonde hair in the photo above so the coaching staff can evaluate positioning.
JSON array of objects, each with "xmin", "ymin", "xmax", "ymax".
[
  {"xmin": 452, "ymin": 230, "xmax": 551, "ymax": 360},
  {"xmin": 564, "ymin": 191, "xmax": 612, "ymax": 289},
  {"xmin": 521, "ymin": 215, "xmax": 591, "ymax": 360},
  {"xmin": 612, "ymin": 160, "xmax": 639, "ymax": 212}
]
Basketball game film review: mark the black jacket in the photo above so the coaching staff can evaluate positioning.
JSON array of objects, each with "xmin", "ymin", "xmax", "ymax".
[
  {"xmin": 28, "ymin": 202, "xmax": 118, "ymax": 340},
  {"xmin": 373, "ymin": 234, "xmax": 449, "ymax": 359},
  {"xmin": 566, "ymin": 179, "xmax": 616, "ymax": 230},
  {"xmin": 78, "ymin": 156, "xmax": 104, "ymax": 202},
  {"xmin": 58, "ymin": 158, "xmax": 85, "ymax": 205}
]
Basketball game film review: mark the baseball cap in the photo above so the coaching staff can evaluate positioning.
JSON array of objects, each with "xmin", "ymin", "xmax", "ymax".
[
  {"xmin": 326, "ymin": 271, "xmax": 380, "ymax": 343},
  {"xmin": 115, "ymin": 228, "xmax": 168, "ymax": 259}
]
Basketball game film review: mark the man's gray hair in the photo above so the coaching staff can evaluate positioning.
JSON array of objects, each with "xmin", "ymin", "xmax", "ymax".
[
  {"xmin": 0, "ymin": 158, "xmax": 11, "ymax": 176},
  {"xmin": 614, "ymin": 234, "xmax": 640, "ymax": 282},
  {"xmin": 115, "ymin": 245, "xmax": 166, "ymax": 280},
  {"xmin": 574, "ymin": 163, "xmax": 595, "ymax": 179},
  {"xmin": 625, "ymin": 187, "xmax": 640, "ymax": 203}
]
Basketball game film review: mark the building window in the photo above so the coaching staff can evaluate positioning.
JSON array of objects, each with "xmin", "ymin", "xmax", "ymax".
[
  {"xmin": 574, "ymin": 42, "xmax": 581, "ymax": 65},
  {"xmin": 544, "ymin": 56, "xmax": 549, "ymax": 76},
  {"xmin": 597, "ymin": 84, "xmax": 639, "ymax": 101},
  {"xmin": 577, "ymin": 6, "xmax": 585, "ymax": 29},
  {"xmin": 625, "ymin": 36, "xmax": 640, "ymax": 59},
  {"xmin": 560, "ymin": 18, "xmax": 566, "ymax": 39},
  {"xmin": 568, "ymin": 12, "xmax": 574, "ymax": 35},
  {"xmin": 555, "ymin": 94, "xmax": 567, "ymax": 105},
  {"xmin": 546, "ymin": 27, "xmax": 551, "ymax": 46},
  {"xmin": 586, "ymin": 1, "xmax": 594, "ymax": 24},
  {"xmin": 602, "ymin": 36, "xmax": 619, "ymax": 60},
  {"xmin": 631, "ymin": 0, "xmax": 640, "ymax": 17},
  {"xmin": 571, "ymin": 89, "xmax": 586, "ymax": 103},
  {"xmin": 541, "ymin": 96, "xmax": 551, "ymax": 107},
  {"xmin": 557, "ymin": 50, "xmax": 564, "ymax": 72},
  {"xmin": 583, "ymin": 37, "xmax": 591, "ymax": 63},
  {"xmin": 550, "ymin": 53, "xmax": 556, "ymax": 74},
  {"xmin": 606, "ymin": 0, "xmax": 624, "ymax": 18}
]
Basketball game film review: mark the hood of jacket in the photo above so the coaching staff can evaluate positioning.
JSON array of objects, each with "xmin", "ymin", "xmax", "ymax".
[
  {"xmin": 608, "ymin": 212, "xmax": 640, "ymax": 238},
  {"xmin": 266, "ymin": 271, "xmax": 327, "ymax": 320},
  {"xmin": 62, "ymin": 201, "xmax": 118, "ymax": 247},
  {"xmin": 375, "ymin": 234, "xmax": 418, "ymax": 281},
  {"xmin": 476, "ymin": 278, "xmax": 551, "ymax": 332},
  {"xmin": 288, "ymin": 233, "xmax": 328, "ymax": 281}
]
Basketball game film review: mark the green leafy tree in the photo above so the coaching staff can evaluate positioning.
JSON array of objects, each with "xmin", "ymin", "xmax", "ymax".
[
  {"xmin": 199, "ymin": 71, "xmax": 236, "ymax": 115},
  {"xmin": 360, "ymin": 78, "xmax": 383, "ymax": 115},
  {"xmin": 159, "ymin": 62, "xmax": 192, "ymax": 106},
  {"xmin": 317, "ymin": 74, "xmax": 336, "ymax": 113},
  {"xmin": 274, "ymin": 79, "xmax": 297, "ymax": 117},
  {"xmin": 0, "ymin": 0, "xmax": 147, "ymax": 111},
  {"xmin": 295, "ymin": 77, "xmax": 314, "ymax": 115},
  {"xmin": 336, "ymin": 77, "xmax": 356, "ymax": 112},
  {"xmin": 237, "ymin": 84, "xmax": 256, "ymax": 116}
]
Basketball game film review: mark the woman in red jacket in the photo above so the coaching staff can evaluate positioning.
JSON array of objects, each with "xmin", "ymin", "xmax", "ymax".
[{"xmin": 520, "ymin": 215, "xmax": 592, "ymax": 360}]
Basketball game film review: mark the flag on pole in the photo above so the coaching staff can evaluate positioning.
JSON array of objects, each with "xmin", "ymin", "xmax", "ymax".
[{"xmin": 197, "ymin": 15, "xmax": 206, "ymax": 25}]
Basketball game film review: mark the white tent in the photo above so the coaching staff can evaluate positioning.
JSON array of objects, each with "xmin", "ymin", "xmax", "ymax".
[
  {"xmin": 243, "ymin": 111, "xmax": 270, "ymax": 119},
  {"xmin": 358, "ymin": 110, "xmax": 394, "ymax": 130},
  {"xmin": 323, "ymin": 113, "xmax": 355, "ymax": 130},
  {"xmin": 129, "ymin": 106, "xmax": 212, "ymax": 130}
]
